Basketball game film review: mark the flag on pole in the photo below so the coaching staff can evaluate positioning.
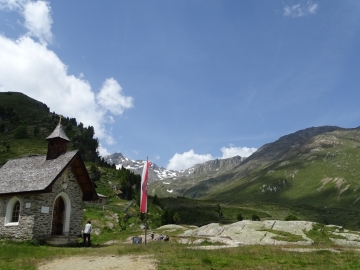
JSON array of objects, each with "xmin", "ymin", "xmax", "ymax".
[{"xmin": 140, "ymin": 160, "xmax": 151, "ymax": 213}]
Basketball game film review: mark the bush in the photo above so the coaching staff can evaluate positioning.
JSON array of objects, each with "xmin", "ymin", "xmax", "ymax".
[
  {"xmin": 14, "ymin": 126, "xmax": 28, "ymax": 139},
  {"xmin": 237, "ymin": 213, "xmax": 243, "ymax": 221},
  {"xmin": 24, "ymin": 238, "xmax": 45, "ymax": 246},
  {"xmin": 285, "ymin": 214, "xmax": 298, "ymax": 221},
  {"xmin": 152, "ymin": 195, "xmax": 162, "ymax": 208},
  {"xmin": 33, "ymin": 126, "xmax": 39, "ymax": 137},
  {"xmin": 161, "ymin": 209, "xmax": 175, "ymax": 225},
  {"xmin": 252, "ymin": 214, "xmax": 260, "ymax": 221},
  {"xmin": 173, "ymin": 212, "xmax": 181, "ymax": 224}
]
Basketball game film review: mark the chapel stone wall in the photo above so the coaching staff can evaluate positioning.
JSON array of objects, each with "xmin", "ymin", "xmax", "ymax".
[
  {"xmin": 0, "ymin": 194, "xmax": 36, "ymax": 241},
  {"xmin": 0, "ymin": 166, "xmax": 85, "ymax": 241}
]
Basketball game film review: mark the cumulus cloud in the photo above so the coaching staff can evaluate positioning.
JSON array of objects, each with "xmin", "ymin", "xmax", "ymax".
[
  {"xmin": 0, "ymin": 0, "xmax": 23, "ymax": 11},
  {"xmin": 166, "ymin": 150, "xmax": 213, "ymax": 171},
  {"xmin": 23, "ymin": 0, "xmax": 53, "ymax": 44},
  {"xmin": 97, "ymin": 144, "xmax": 110, "ymax": 156},
  {"xmin": 220, "ymin": 145, "xmax": 257, "ymax": 159},
  {"xmin": 96, "ymin": 78, "xmax": 134, "ymax": 115},
  {"xmin": 166, "ymin": 146, "xmax": 258, "ymax": 171},
  {"xmin": 0, "ymin": 0, "xmax": 133, "ymax": 156},
  {"xmin": 283, "ymin": 2, "xmax": 319, "ymax": 17}
]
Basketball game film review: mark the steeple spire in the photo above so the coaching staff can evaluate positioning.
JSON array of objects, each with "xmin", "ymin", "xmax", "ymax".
[{"xmin": 46, "ymin": 118, "xmax": 71, "ymax": 160}]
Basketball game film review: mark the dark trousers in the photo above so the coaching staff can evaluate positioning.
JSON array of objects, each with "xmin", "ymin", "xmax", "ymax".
[{"xmin": 83, "ymin": 233, "xmax": 91, "ymax": 247}]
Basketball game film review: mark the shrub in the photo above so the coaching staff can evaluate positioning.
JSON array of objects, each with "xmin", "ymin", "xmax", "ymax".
[
  {"xmin": 252, "ymin": 214, "xmax": 260, "ymax": 221},
  {"xmin": 24, "ymin": 238, "xmax": 45, "ymax": 246},
  {"xmin": 161, "ymin": 209, "xmax": 175, "ymax": 225},
  {"xmin": 14, "ymin": 126, "xmax": 28, "ymax": 139},
  {"xmin": 152, "ymin": 195, "xmax": 162, "ymax": 208},
  {"xmin": 33, "ymin": 126, "xmax": 39, "ymax": 137},
  {"xmin": 173, "ymin": 212, "xmax": 181, "ymax": 224},
  {"xmin": 285, "ymin": 214, "xmax": 298, "ymax": 221},
  {"xmin": 237, "ymin": 213, "xmax": 243, "ymax": 221}
]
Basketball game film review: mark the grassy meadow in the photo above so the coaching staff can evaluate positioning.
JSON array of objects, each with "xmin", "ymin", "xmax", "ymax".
[{"xmin": 1, "ymin": 239, "xmax": 360, "ymax": 270}]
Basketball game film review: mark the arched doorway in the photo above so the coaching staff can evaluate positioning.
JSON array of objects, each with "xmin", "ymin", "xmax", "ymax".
[{"xmin": 51, "ymin": 196, "xmax": 65, "ymax": 235}]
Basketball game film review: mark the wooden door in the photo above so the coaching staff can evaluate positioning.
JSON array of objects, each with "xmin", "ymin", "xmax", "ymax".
[{"xmin": 51, "ymin": 197, "xmax": 65, "ymax": 235}]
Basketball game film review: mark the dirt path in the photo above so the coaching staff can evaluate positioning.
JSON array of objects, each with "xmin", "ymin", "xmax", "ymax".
[{"xmin": 37, "ymin": 255, "xmax": 157, "ymax": 270}]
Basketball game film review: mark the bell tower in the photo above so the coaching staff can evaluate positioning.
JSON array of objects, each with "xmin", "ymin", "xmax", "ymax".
[{"xmin": 46, "ymin": 116, "xmax": 71, "ymax": 160}]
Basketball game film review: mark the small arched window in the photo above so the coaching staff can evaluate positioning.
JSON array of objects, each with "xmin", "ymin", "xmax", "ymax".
[
  {"xmin": 5, "ymin": 197, "xmax": 21, "ymax": 226},
  {"xmin": 11, "ymin": 201, "xmax": 20, "ymax": 222}
]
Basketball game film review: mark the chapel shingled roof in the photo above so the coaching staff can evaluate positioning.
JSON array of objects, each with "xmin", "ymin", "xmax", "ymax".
[
  {"xmin": 0, "ymin": 150, "xmax": 98, "ymax": 200},
  {"xmin": 0, "ymin": 151, "xmax": 77, "ymax": 194}
]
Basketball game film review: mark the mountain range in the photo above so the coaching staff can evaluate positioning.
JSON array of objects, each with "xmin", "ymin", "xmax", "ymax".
[
  {"xmin": 107, "ymin": 125, "xmax": 360, "ymax": 212},
  {"xmin": 104, "ymin": 152, "xmax": 246, "ymax": 183},
  {"xmin": 107, "ymin": 126, "xmax": 360, "ymax": 210}
]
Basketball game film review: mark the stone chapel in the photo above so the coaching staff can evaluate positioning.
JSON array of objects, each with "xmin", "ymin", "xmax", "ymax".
[{"xmin": 0, "ymin": 120, "xmax": 98, "ymax": 244}]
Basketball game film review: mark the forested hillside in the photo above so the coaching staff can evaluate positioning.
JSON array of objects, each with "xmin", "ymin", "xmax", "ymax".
[{"xmin": 0, "ymin": 92, "xmax": 105, "ymax": 165}]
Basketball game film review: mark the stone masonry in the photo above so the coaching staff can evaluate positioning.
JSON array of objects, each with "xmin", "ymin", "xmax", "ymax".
[{"xmin": 0, "ymin": 168, "xmax": 84, "ymax": 241}]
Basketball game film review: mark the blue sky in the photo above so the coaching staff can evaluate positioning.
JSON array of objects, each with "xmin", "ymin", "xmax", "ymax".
[{"xmin": 1, "ymin": 1, "xmax": 360, "ymax": 170}]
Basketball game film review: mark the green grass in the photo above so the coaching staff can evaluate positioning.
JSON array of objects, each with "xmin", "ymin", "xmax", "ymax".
[
  {"xmin": 260, "ymin": 229, "xmax": 305, "ymax": 242},
  {"xmin": 1, "ymin": 241, "xmax": 360, "ymax": 270},
  {"xmin": 305, "ymin": 223, "xmax": 348, "ymax": 246}
]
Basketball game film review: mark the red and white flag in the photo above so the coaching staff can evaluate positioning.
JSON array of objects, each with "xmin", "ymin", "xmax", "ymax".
[{"xmin": 140, "ymin": 161, "xmax": 151, "ymax": 213}]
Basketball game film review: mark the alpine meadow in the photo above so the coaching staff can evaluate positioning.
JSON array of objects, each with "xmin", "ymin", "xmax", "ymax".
[{"xmin": 2, "ymin": 92, "xmax": 360, "ymax": 269}]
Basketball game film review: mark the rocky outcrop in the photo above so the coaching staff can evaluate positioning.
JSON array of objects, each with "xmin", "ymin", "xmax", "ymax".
[
  {"xmin": 152, "ymin": 220, "xmax": 360, "ymax": 249},
  {"xmin": 179, "ymin": 220, "xmax": 315, "ymax": 247}
]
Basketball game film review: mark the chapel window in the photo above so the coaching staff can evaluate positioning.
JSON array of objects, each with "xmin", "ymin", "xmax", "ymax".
[{"xmin": 11, "ymin": 201, "xmax": 20, "ymax": 222}]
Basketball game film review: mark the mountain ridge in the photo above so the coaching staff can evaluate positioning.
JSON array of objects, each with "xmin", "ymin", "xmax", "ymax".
[
  {"xmin": 104, "ymin": 152, "xmax": 246, "ymax": 183},
  {"xmin": 148, "ymin": 125, "xmax": 360, "ymax": 210}
]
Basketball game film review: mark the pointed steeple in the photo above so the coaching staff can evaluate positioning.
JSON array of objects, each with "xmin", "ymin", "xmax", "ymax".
[{"xmin": 46, "ymin": 116, "xmax": 71, "ymax": 160}]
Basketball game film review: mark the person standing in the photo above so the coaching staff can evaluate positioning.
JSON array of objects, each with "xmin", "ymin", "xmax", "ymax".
[{"xmin": 83, "ymin": 220, "xmax": 92, "ymax": 247}]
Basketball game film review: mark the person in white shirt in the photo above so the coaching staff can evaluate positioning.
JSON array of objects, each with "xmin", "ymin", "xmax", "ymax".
[{"xmin": 83, "ymin": 220, "xmax": 92, "ymax": 247}]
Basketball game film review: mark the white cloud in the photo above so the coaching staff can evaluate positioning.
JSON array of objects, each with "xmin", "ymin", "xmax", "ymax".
[
  {"xmin": 0, "ymin": 0, "xmax": 133, "ymax": 154},
  {"xmin": 23, "ymin": 0, "xmax": 52, "ymax": 44},
  {"xmin": 96, "ymin": 78, "xmax": 134, "ymax": 115},
  {"xmin": 0, "ymin": 0, "xmax": 53, "ymax": 44},
  {"xmin": 166, "ymin": 149, "xmax": 213, "ymax": 171},
  {"xmin": 220, "ymin": 146, "xmax": 257, "ymax": 159},
  {"xmin": 283, "ymin": 2, "xmax": 319, "ymax": 17},
  {"xmin": 166, "ymin": 146, "xmax": 258, "ymax": 171},
  {"xmin": 108, "ymin": 116, "xmax": 115, "ymax": 123},
  {"xmin": 308, "ymin": 3, "xmax": 318, "ymax": 14},
  {"xmin": 0, "ymin": 0, "xmax": 24, "ymax": 11},
  {"xmin": 98, "ymin": 144, "xmax": 110, "ymax": 156}
]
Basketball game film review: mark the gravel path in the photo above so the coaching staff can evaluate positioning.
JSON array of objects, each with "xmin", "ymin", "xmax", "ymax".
[{"xmin": 37, "ymin": 255, "xmax": 157, "ymax": 270}]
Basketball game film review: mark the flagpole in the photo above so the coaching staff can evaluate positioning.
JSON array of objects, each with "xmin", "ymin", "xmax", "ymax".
[
  {"xmin": 140, "ymin": 157, "xmax": 150, "ymax": 245},
  {"xmin": 144, "ymin": 157, "xmax": 148, "ymax": 246}
]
